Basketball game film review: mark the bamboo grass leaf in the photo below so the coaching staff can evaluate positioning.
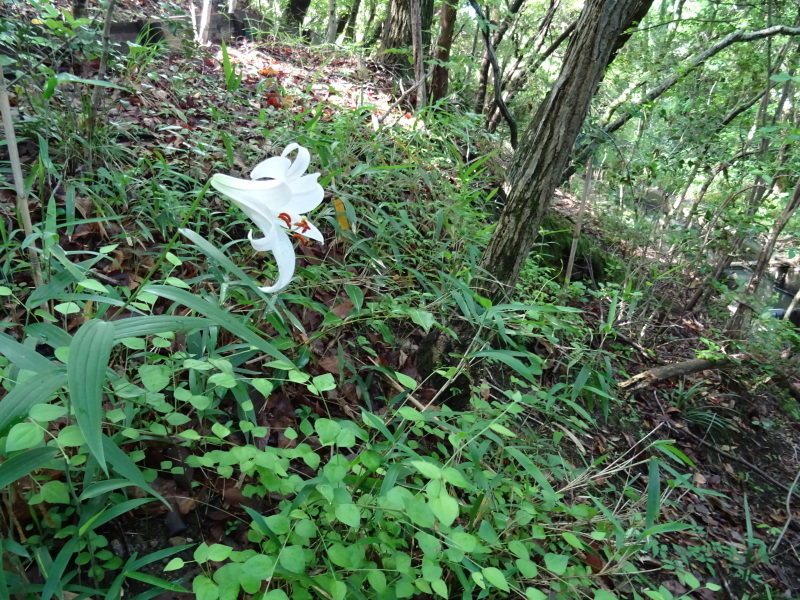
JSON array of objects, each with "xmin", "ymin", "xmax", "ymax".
[{"xmin": 68, "ymin": 319, "xmax": 116, "ymax": 472}]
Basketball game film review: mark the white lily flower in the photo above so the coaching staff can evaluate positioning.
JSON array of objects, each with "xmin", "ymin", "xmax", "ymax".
[{"xmin": 209, "ymin": 143, "xmax": 325, "ymax": 293}]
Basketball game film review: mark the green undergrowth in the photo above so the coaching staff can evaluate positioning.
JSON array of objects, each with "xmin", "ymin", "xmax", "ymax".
[{"xmin": 0, "ymin": 18, "xmax": 772, "ymax": 600}]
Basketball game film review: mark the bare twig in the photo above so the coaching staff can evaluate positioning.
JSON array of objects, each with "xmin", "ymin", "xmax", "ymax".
[{"xmin": 467, "ymin": 0, "xmax": 518, "ymax": 148}]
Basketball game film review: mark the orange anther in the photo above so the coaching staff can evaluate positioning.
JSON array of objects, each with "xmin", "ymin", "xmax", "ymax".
[
  {"xmin": 292, "ymin": 233, "xmax": 307, "ymax": 245},
  {"xmin": 278, "ymin": 213, "xmax": 292, "ymax": 227},
  {"xmin": 293, "ymin": 219, "xmax": 311, "ymax": 233}
]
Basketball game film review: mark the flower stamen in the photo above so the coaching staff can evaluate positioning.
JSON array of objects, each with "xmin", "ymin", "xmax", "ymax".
[{"xmin": 278, "ymin": 213, "xmax": 293, "ymax": 228}]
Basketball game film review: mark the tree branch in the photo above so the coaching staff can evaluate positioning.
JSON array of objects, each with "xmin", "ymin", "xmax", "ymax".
[{"xmin": 468, "ymin": 0, "xmax": 518, "ymax": 148}]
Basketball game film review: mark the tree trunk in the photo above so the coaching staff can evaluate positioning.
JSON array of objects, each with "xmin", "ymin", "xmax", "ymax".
[
  {"xmin": 198, "ymin": 0, "xmax": 213, "ymax": 43},
  {"xmin": 411, "ymin": 0, "xmax": 426, "ymax": 109},
  {"xmin": 344, "ymin": 0, "xmax": 362, "ymax": 41},
  {"xmin": 284, "ymin": 0, "xmax": 312, "ymax": 34},
  {"xmin": 477, "ymin": 0, "xmax": 653, "ymax": 302},
  {"xmin": 378, "ymin": 0, "xmax": 412, "ymax": 68},
  {"xmin": 325, "ymin": 0, "xmax": 338, "ymax": 43},
  {"xmin": 430, "ymin": 0, "xmax": 457, "ymax": 101}
]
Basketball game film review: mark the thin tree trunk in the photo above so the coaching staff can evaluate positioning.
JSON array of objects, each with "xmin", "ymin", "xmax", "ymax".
[
  {"xmin": 198, "ymin": 0, "xmax": 212, "ymax": 43},
  {"xmin": 486, "ymin": 20, "xmax": 576, "ymax": 131},
  {"xmin": 478, "ymin": 0, "xmax": 653, "ymax": 301},
  {"xmin": 411, "ymin": 0, "xmax": 426, "ymax": 109},
  {"xmin": 430, "ymin": 0, "xmax": 457, "ymax": 102},
  {"xmin": 284, "ymin": 0, "xmax": 313, "ymax": 34},
  {"xmin": 325, "ymin": 0, "xmax": 338, "ymax": 43},
  {"xmin": 87, "ymin": 0, "xmax": 118, "ymax": 165},
  {"xmin": 468, "ymin": 0, "xmax": 517, "ymax": 147},
  {"xmin": 565, "ymin": 160, "xmax": 594, "ymax": 287},
  {"xmin": 73, "ymin": 0, "xmax": 87, "ymax": 19},
  {"xmin": 473, "ymin": 0, "xmax": 527, "ymax": 113},
  {"xmin": 344, "ymin": 0, "xmax": 363, "ymax": 41}
]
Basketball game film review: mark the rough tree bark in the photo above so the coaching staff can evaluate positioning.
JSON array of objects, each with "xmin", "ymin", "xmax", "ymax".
[
  {"xmin": 378, "ymin": 0, "xmax": 412, "ymax": 67},
  {"xmin": 478, "ymin": 0, "xmax": 654, "ymax": 301},
  {"xmin": 378, "ymin": 0, "xmax": 433, "ymax": 68},
  {"xmin": 430, "ymin": 0, "xmax": 458, "ymax": 102}
]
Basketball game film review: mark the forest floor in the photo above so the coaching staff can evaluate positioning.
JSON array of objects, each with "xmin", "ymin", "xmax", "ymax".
[{"xmin": 3, "ymin": 4, "xmax": 800, "ymax": 599}]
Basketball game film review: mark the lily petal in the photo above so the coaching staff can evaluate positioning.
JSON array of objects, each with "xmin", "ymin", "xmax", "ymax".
[
  {"xmin": 252, "ymin": 228, "xmax": 296, "ymax": 293},
  {"xmin": 210, "ymin": 174, "xmax": 293, "ymax": 216},
  {"xmin": 286, "ymin": 173, "xmax": 324, "ymax": 213},
  {"xmin": 281, "ymin": 211, "xmax": 324, "ymax": 244},
  {"xmin": 282, "ymin": 143, "xmax": 311, "ymax": 181},
  {"xmin": 250, "ymin": 156, "xmax": 291, "ymax": 181}
]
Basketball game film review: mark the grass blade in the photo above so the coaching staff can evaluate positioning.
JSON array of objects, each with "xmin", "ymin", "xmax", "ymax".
[
  {"xmin": 143, "ymin": 284, "xmax": 291, "ymax": 365},
  {"xmin": 112, "ymin": 315, "xmax": 213, "ymax": 339},
  {"xmin": 0, "ymin": 447, "xmax": 58, "ymax": 489},
  {"xmin": 0, "ymin": 331, "xmax": 55, "ymax": 373},
  {"xmin": 68, "ymin": 320, "xmax": 116, "ymax": 472},
  {"xmin": 0, "ymin": 368, "xmax": 68, "ymax": 435},
  {"xmin": 645, "ymin": 458, "xmax": 661, "ymax": 529}
]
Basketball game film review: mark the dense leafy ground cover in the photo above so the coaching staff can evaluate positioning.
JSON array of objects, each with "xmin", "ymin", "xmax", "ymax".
[{"xmin": 1, "ymin": 4, "xmax": 800, "ymax": 600}]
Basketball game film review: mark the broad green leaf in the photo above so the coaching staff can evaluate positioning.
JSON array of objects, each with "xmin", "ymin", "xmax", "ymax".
[
  {"xmin": 562, "ymin": 531, "xmax": 584, "ymax": 550},
  {"xmin": 516, "ymin": 558, "xmax": 538, "ymax": 578},
  {"xmin": 449, "ymin": 531, "xmax": 477, "ymax": 552},
  {"xmin": 0, "ymin": 369, "xmax": 68, "ymax": 435},
  {"xmin": 334, "ymin": 503, "xmax": 361, "ymax": 528},
  {"xmin": 367, "ymin": 569, "xmax": 387, "ymax": 593},
  {"xmin": 431, "ymin": 579, "xmax": 448, "ymax": 598},
  {"xmin": 5, "ymin": 422, "xmax": 44, "ymax": 452},
  {"xmin": 0, "ymin": 447, "xmax": 57, "ymax": 489},
  {"xmin": 311, "ymin": 373, "xmax": 335, "ymax": 392},
  {"xmin": 430, "ymin": 487, "xmax": 458, "ymax": 526},
  {"xmin": 68, "ymin": 320, "xmax": 115, "ymax": 470},
  {"xmin": 193, "ymin": 575, "xmax": 219, "ymax": 600},
  {"xmin": 410, "ymin": 460, "xmax": 442, "ymax": 479},
  {"xmin": 406, "ymin": 308, "xmax": 436, "ymax": 333},
  {"xmin": 482, "ymin": 567, "xmax": 509, "ymax": 592},
  {"xmin": 315, "ymin": 418, "xmax": 341, "ymax": 445},
  {"xmin": 278, "ymin": 545, "xmax": 306, "ymax": 573},
  {"xmin": 525, "ymin": 588, "xmax": 548, "ymax": 600},
  {"xmin": 28, "ymin": 404, "xmax": 67, "ymax": 422},
  {"xmin": 544, "ymin": 553, "xmax": 569, "ymax": 575},
  {"xmin": 594, "ymin": 591, "xmax": 619, "ymax": 600},
  {"xmin": 41, "ymin": 480, "xmax": 70, "ymax": 504}
]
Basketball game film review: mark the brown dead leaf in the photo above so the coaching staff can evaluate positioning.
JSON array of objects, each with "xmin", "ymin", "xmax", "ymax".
[{"xmin": 331, "ymin": 298, "xmax": 354, "ymax": 319}]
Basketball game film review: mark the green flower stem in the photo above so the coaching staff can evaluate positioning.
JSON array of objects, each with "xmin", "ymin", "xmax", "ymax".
[{"xmin": 111, "ymin": 180, "xmax": 212, "ymax": 319}]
